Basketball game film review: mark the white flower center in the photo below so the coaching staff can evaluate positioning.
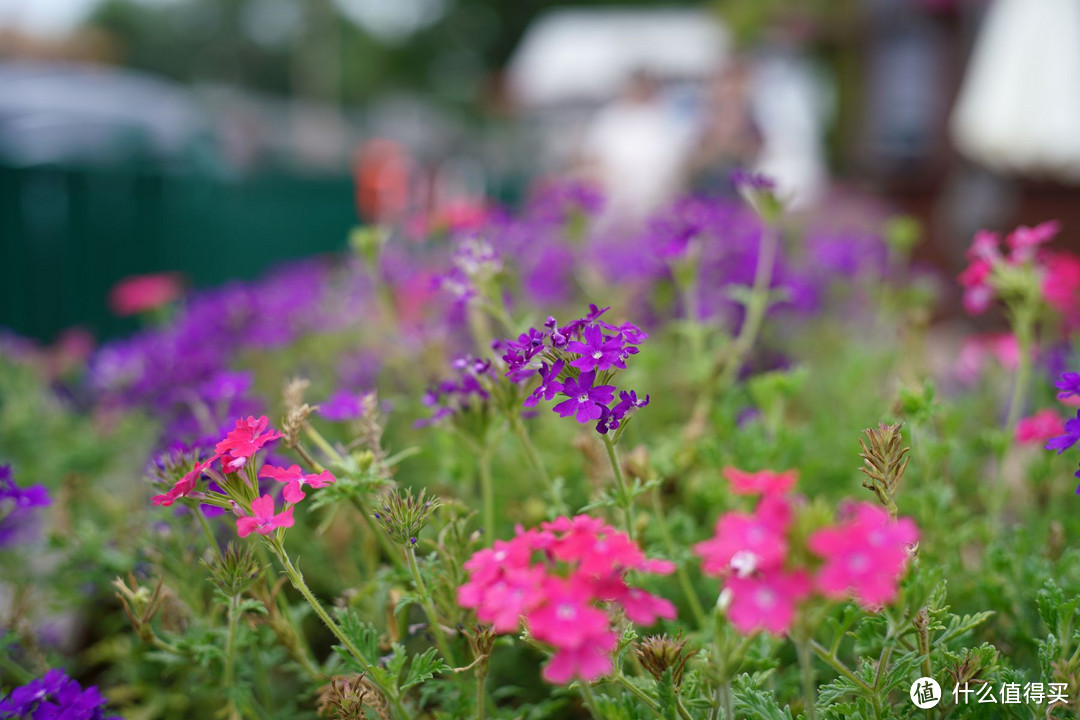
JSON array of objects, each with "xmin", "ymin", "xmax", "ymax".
[
  {"xmin": 556, "ymin": 603, "xmax": 577, "ymax": 621},
  {"xmin": 578, "ymin": 394, "xmax": 589, "ymax": 403},
  {"xmin": 730, "ymin": 551, "xmax": 759, "ymax": 577},
  {"xmin": 754, "ymin": 588, "xmax": 777, "ymax": 609}
]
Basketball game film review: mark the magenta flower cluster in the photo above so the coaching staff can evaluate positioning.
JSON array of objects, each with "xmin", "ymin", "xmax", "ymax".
[
  {"xmin": 0, "ymin": 668, "xmax": 120, "ymax": 720},
  {"xmin": 151, "ymin": 416, "xmax": 335, "ymax": 538},
  {"xmin": 457, "ymin": 514, "xmax": 675, "ymax": 683},
  {"xmin": 694, "ymin": 468, "xmax": 918, "ymax": 636},
  {"xmin": 496, "ymin": 304, "xmax": 649, "ymax": 433}
]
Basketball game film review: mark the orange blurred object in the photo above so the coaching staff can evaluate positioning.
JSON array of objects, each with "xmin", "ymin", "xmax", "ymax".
[{"xmin": 353, "ymin": 139, "xmax": 411, "ymax": 223}]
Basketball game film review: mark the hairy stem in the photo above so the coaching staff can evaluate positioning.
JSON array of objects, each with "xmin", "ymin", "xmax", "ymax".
[
  {"xmin": 601, "ymin": 435, "xmax": 634, "ymax": 539},
  {"xmin": 406, "ymin": 545, "xmax": 458, "ymax": 667}
]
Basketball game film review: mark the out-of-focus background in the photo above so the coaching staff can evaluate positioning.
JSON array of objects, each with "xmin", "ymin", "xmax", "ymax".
[{"xmin": 2, "ymin": 0, "xmax": 1079, "ymax": 342}]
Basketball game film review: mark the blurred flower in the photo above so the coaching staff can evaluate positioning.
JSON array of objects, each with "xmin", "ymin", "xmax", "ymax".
[
  {"xmin": 0, "ymin": 465, "xmax": 50, "ymax": 547},
  {"xmin": 108, "ymin": 272, "xmax": 183, "ymax": 317},
  {"xmin": 808, "ymin": 502, "xmax": 918, "ymax": 608},
  {"xmin": 458, "ymin": 514, "xmax": 673, "ymax": 684},
  {"xmin": 723, "ymin": 467, "xmax": 798, "ymax": 496},
  {"xmin": 695, "ymin": 495, "xmax": 791, "ymax": 577},
  {"xmin": 1015, "ymin": 409, "xmax": 1065, "ymax": 444},
  {"xmin": 724, "ymin": 568, "xmax": 812, "ymax": 636},
  {"xmin": 0, "ymin": 668, "xmax": 120, "ymax": 719}
]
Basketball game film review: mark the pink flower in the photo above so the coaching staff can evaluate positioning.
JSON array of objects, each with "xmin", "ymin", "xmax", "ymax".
[
  {"xmin": 1006, "ymin": 220, "xmax": 1060, "ymax": 263},
  {"xmin": 458, "ymin": 565, "xmax": 546, "ymax": 633},
  {"xmin": 457, "ymin": 514, "xmax": 675, "ymax": 684},
  {"xmin": 259, "ymin": 464, "xmax": 336, "ymax": 503},
  {"xmin": 808, "ymin": 503, "xmax": 918, "ymax": 608},
  {"xmin": 543, "ymin": 631, "xmax": 618, "ymax": 683},
  {"xmin": 108, "ymin": 272, "xmax": 183, "ymax": 316},
  {"xmin": 215, "ymin": 416, "xmax": 282, "ymax": 469},
  {"xmin": 151, "ymin": 455, "xmax": 217, "ymax": 507},
  {"xmin": 694, "ymin": 495, "xmax": 791, "ymax": 577},
  {"xmin": 527, "ymin": 578, "xmax": 612, "ymax": 649},
  {"xmin": 1015, "ymin": 409, "xmax": 1066, "ymax": 444},
  {"xmin": 955, "ymin": 333, "xmax": 1019, "ymax": 385},
  {"xmin": 1042, "ymin": 251, "xmax": 1080, "ymax": 330},
  {"xmin": 723, "ymin": 467, "xmax": 798, "ymax": 496},
  {"xmin": 724, "ymin": 569, "xmax": 812, "ymax": 636},
  {"xmin": 236, "ymin": 495, "xmax": 295, "ymax": 538}
]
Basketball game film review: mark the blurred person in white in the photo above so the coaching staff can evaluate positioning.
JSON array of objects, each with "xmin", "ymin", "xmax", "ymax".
[
  {"xmin": 951, "ymin": 0, "xmax": 1080, "ymax": 180},
  {"xmin": 687, "ymin": 58, "xmax": 762, "ymax": 196},
  {"xmin": 749, "ymin": 27, "xmax": 833, "ymax": 210},
  {"xmin": 583, "ymin": 70, "xmax": 691, "ymax": 224}
]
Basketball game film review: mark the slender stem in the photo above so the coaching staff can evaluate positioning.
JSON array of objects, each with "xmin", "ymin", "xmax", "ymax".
[
  {"xmin": 305, "ymin": 424, "xmax": 345, "ymax": 464},
  {"xmin": 478, "ymin": 449, "xmax": 495, "ymax": 541},
  {"xmin": 351, "ymin": 496, "xmax": 408, "ymax": 571},
  {"xmin": 578, "ymin": 682, "xmax": 606, "ymax": 719},
  {"xmin": 511, "ymin": 419, "xmax": 555, "ymax": 497},
  {"xmin": 794, "ymin": 634, "xmax": 818, "ymax": 720},
  {"xmin": 406, "ymin": 546, "xmax": 458, "ymax": 666},
  {"xmin": 612, "ymin": 672, "xmax": 662, "ymax": 715},
  {"xmin": 810, "ymin": 640, "xmax": 875, "ymax": 695},
  {"xmin": 1004, "ymin": 305, "xmax": 1034, "ymax": 438},
  {"xmin": 650, "ymin": 487, "xmax": 707, "ymax": 628},
  {"xmin": 475, "ymin": 666, "xmax": 488, "ymax": 720},
  {"xmin": 0, "ymin": 653, "xmax": 33, "ymax": 684},
  {"xmin": 194, "ymin": 507, "xmax": 223, "ymax": 565},
  {"xmin": 225, "ymin": 594, "xmax": 241, "ymax": 720},
  {"xmin": 268, "ymin": 539, "xmax": 407, "ymax": 720},
  {"xmin": 686, "ymin": 221, "xmax": 780, "ymax": 440},
  {"xmin": 720, "ymin": 680, "xmax": 734, "ymax": 720},
  {"xmin": 601, "ymin": 435, "xmax": 634, "ymax": 539},
  {"xmin": 676, "ymin": 697, "xmax": 695, "ymax": 720}
]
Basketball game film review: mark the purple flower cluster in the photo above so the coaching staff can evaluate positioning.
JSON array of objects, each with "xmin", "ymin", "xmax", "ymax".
[
  {"xmin": 0, "ymin": 465, "xmax": 49, "ymax": 547},
  {"xmin": 419, "ymin": 357, "xmax": 495, "ymax": 426},
  {"xmin": 434, "ymin": 237, "xmax": 503, "ymax": 305},
  {"xmin": 497, "ymin": 305, "xmax": 649, "ymax": 434},
  {"xmin": 1046, "ymin": 371, "xmax": 1080, "ymax": 489},
  {"xmin": 0, "ymin": 668, "xmax": 119, "ymax": 720}
]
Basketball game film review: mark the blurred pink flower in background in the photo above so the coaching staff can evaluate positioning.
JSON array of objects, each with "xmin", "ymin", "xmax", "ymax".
[{"xmin": 108, "ymin": 272, "xmax": 184, "ymax": 316}]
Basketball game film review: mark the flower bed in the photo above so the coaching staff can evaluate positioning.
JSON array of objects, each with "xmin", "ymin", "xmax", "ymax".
[{"xmin": 2, "ymin": 177, "xmax": 1080, "ymax": 719}]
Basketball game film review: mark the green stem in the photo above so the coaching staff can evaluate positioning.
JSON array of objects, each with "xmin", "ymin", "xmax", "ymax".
[
  {"xmin": 601, "ymin": 435, "xmax": 634, "ymax": 539},
  {"xmin": 650, "ymin": 487, "xmax": 707, "ymax": 628},
  {"xmin": 810, "ymin": 640, "xmax": 875, "ymax": 695},
  {"xmin": 578, "ymin": 682, "xmax": 606, "ymax": 719},
  {"xmin": 194, "ymin": 507, "xmax": 223, "ymax": 565},
  {"xmin": 676, "ymin": 697, "xmax": 695, "ymax": 720},
  {"xmin": 0, "ymin": 653, "xmax": 33, "ymax": 684},
  {"xmin": 511, "ymin": 419, "xmax": 556, "ymax": 498},
  {"xmin": 1004, "ymin": 305, "xmax": 1034, "ymax": 438},
  {"xmin": 406, "ymin": 545, "xmax": 458, "ymax": 667},
  {"xmin": 268, "ymin": 538, "xmax": 407, "ymax": 720},
  {"xmin": 351, "ymin": 496, "xmax": 408, "ymax": 571},
  {"xmin": 225, "ymin": 594, "xmax": 241, "ymax": 720},
  {"xmin": 475, "ymin": 666, "xmax": 488, "ymax": 720},
  {"xmin": 479, "ymin": 449, "xmax": 495, "ymax": 540},
  {"xmin": 612, "ymin": 672, "xmax": 662, "ymax": 716},
  {"xmin": 795, "ymin": 634, "xmax": 819, "ymax": 720},
  {"xmin": 720, "ymin": 681, "xmax": 734, "ymax": 720},
  {"xmin": 686, "ymin": 221, "xmax": 780, "ymax": 440}
]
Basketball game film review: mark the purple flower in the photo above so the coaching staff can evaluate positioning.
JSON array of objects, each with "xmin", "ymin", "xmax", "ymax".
[
  {"xmin": 613, "ymin": 390, "xmax": 650, "ymax": 416},
  {"xmin": 1045, "ymin": 410, "xmax": 1080, "ymax": 454},
  {"xmin": 731, "ymin": 168, "xmax": 776, "ymax": 192},
  {"xmin": 0, "ymin": 668, "xmax": 120, "ymax": 720},
  {"xmin": 567, "ymin": 326, "xmax": 627, "ymax": 372},
  {"xmin": 0, "ymin": 465, "xmax": 50, "ymax": 547},
  {"xmin": 552, "ymin": 371, "xmax": 615, "ymax": 423},
  {"xmin": 1055, "ymin": 372, "xmax": 1080, "ymax": 400},
  {"xmin": 319, "ymin": 390, "xmax": 366, "ymax": 421},
  {"xmin": 524, "ymin": 361, "xmax": 565, "ymax": 408}
]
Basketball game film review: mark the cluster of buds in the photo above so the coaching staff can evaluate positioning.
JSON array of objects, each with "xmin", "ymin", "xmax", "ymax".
[
  {"xmin": 858, "ymin": 423, "xmax": 910, "ymax": 516},
  {"xmin": 635, "ymin": 633, "xmax": 697, "ymax": 690},
  {"xmin": 372, "ymin": 488, "xmax": 440, "ymax": 546}
]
